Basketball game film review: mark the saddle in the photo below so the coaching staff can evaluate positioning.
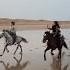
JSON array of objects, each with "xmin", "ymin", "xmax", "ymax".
[
  {"xmin": 3, "ymin": 29, "xmax": 16, "ymax": 44},
  {"xmin": 53, "ymin": 33, "xmax": 65, "ymax": 46}
]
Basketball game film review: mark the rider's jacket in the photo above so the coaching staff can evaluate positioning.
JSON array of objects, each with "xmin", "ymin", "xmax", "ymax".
[
  {"xmin": 9, "ymin": 26, "xmax": 16, "ymax": 43},
  {"xmin": 10, "ymin": 26, "xmax": 16, "ymax": 35},
  {"xmin": 51, "ymin": 24, "xmax": 61, "ymax": 37},
  {"xmin": 3, "ymin": 26, "xmax": 16, "ymax": 44}
]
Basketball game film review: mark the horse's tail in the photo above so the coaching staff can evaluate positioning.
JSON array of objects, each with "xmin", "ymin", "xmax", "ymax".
[
  {"xmin": 63, "ymin": 41, "xmax": 68, "ymax": 49},
  {"xmin": 61, "ymin": 35, "xmax": 68, "ymax": 49},
  {"xmin": 22, "ymin": 37, "xmax": 28, "ymax": 43}
]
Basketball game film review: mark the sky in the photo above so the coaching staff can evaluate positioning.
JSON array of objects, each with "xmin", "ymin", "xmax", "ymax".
[{"xmin": 0, "ymin": 0, "xmax": 70, "ymax": 20}]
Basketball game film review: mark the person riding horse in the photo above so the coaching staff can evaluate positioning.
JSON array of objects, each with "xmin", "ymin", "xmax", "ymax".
[
  {"xmin": 43, "ymin": 21, "xmax": 68, "ymax": 60},
  {"xmin": 9, "ymin": 21, "xmax": 16, "ymax": 44},
  {"xmin": 3, "ymin": 21, "xmax": 16, "ymax": 44},
  {"xmin": 48, "ymin": 21, "xmax": 60, "ymax": 37},
  {"xmin": 48, "ymin": 21, "xmax": 61, "ymax": 46}
]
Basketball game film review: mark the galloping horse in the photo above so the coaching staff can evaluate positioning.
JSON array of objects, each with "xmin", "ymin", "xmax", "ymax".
[
  {"xmin": 0, "ymin": 29, "xmax": 28, "ymax": 56},
  {"xmin": 43, "ymin": 31, "xmax": 68, "ymax": 61}
]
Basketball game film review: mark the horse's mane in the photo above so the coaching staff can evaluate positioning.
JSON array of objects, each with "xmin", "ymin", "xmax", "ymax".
[{"xmin": 45, "ymin": 31, "xmax": 53, "ymax": 38}]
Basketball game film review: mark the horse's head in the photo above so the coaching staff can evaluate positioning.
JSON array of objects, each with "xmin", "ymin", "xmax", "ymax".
[
  {"xmin": 0, "ymin": 30, "xmax": 5, "ymax": 38},
  {"xmin": 2, "ymin": 29, "xmax": 8, "ymax": 33},
  {"xmin": 43, "ymin": 31, "xmax": 50, "ymax": 43}
]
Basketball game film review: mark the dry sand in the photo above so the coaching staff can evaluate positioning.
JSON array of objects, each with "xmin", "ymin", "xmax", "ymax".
[{"xmin": 0, "ymin": 18, "xmax": 70, "ymax": 30}]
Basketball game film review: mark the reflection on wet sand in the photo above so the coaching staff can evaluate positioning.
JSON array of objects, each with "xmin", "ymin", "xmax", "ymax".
[
  {"xmin": 63, "ymin": 64, "xmax": 68, "ymax": 70},
  {"xmin": 0, "ymin": 54, "xmax": 29, "ymax": 70},
  {"xmin": 51, "ymin": 56, "xmax": 61, "ymax": 70},
  {"xmin": 51, "ymin": 55, "xmax": 68, "ymax": 70},
  {"xmin": 0, "ymin": 30, "xmax": 70, "ymax": 70}
]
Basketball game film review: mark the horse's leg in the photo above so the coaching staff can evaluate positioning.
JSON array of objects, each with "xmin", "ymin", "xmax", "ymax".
[
  {"xmin": 14, "ymin": 44, "xmax": 22, "ymax": 55},
  {"xmin": 5, "ymin": 46, "xmax": 9, "ymax": 53},
  {"xmin": 4, "ymin": 39, "xmax": 9, "ymax": 53},
  {"xmin": 51, "ymin": 49, "xmax": 54, "ymax": 55},
  {"xmin": 58, "ymin": 48, "xmax": 62, "ymax": 59},
  {"xmin": 14, "ymin": 45, "xmax": 19, "ymax": 55},
  {"xmin": 19, "ymin": 44, "xmax": 22, "ymax": 55},
  {"xmin": 3, "ymin": 44, "xmax": 8, "ymax": 54},
  {"xmin": 0, "ymin": 44, "xmax": 8, "ymax": 56},
  {"xmin": 44, "ymin": 47, "xmax": 50, "ymax": 61}
]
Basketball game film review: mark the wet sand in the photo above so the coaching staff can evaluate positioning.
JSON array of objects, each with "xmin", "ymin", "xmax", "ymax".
[{"xmin": 0, "ymin": 29, "xmax": 70, "ymax": 70}]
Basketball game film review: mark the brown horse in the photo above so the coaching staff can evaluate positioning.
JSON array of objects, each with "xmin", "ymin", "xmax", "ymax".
[{"xmin": 43, "ymin": 31, "xmax": 68, "ymax": 61}]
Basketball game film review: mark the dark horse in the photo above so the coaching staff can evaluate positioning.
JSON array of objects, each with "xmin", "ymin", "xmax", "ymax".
[{"xmin": 43, "ymin": 31, "xmax": 68, "ymax": 61}]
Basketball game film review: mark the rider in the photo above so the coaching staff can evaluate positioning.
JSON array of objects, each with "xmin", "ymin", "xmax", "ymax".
[
  {"xmin": 9, "ymin": 21, "xmax": 16, "ymax": 44},
  {"xmin": 10, "ymin": 21, "xmax": 16, "ymax": 41},
  {"xmin": 52, "ymin": 21, "xmax": 61, "ymax": 37},
  {"xmin": 10, "ymin": 21, "xmax": 16, "ymax": 35},
  {"xmin": 48, "ymin": 21, "xmax": 61, "ymax": 46},
  {"xmin": 3, "ymin": 21, "xmax": 16, "ymax": 44},
  {"xmin": 48, "ymin": 21, "xmax": 61, "ymax": 37}
]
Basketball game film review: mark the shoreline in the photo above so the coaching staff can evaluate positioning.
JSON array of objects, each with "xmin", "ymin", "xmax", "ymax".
[
  {"xmin": 0, "ymin": 19, "xmax": 70, "ymax": 30},
  {"xmin": 0, "ymin": 25, "xmax": 70, "ymax": 30}
]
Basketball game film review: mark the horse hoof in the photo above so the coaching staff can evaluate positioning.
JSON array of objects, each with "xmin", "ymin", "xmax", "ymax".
[
  {"xmin": 44, "ymin": 59, "xmax": 46, "ymax": 61},
  {"xmin": 44, "ymin": 58, "xmax": 46, "ymax": 61},
  {"xmin": 51, "ymin": 53, "xmax": 54, "ymax": 55},
  {"xmin": 0, "ymin": 55, "xmax": 3, "ymax": 56}
]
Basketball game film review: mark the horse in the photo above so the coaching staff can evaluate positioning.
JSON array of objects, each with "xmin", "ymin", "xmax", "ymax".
[
  {"xmin": 42, "ymin": 31, "xmax": 68, "ymax": 61},
  {"xmin": 0, "ymin": 29, "xmax": 28, "ymax": 56}
]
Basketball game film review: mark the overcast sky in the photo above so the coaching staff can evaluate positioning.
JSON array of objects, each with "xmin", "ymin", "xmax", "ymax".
[{"xmin": 0, "ymin": 0, "xmax": 70, "ymax": 20}]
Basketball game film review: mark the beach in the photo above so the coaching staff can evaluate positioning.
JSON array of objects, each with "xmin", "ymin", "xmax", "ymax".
[
  {"xmin": 0, "ymin": 29, "xmax": 70, "ymax": 70},
  {"xmin": 0, "ymin": 19, "xmax": 70, "ymax": 70}
]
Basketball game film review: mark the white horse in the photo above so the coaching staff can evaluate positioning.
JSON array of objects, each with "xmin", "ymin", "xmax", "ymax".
[{"xmin": 0, "ymin": 30, "xmax": 28, "ymax": 56}]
